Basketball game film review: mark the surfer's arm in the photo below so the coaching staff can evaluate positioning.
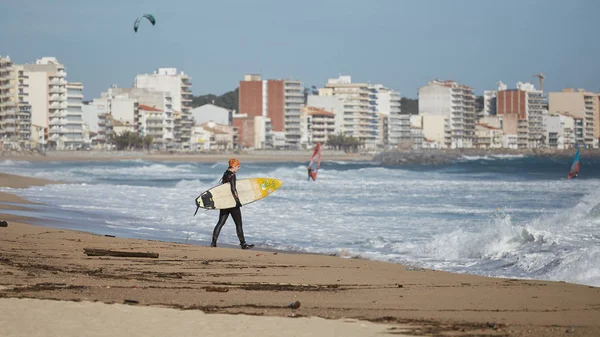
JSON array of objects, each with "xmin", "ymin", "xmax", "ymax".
[{"xmin": 230, "ymin": 174, "xmax": 241, "ymax": 205}]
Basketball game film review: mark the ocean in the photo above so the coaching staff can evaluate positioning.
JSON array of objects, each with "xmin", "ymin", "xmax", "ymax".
[{"xmin": 1, "ymin": 154, "xmax": 599, "ymax": 287}]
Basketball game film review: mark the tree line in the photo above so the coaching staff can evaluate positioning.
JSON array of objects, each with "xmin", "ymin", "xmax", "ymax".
[{"xmin": 107, "ymin": 131, "xmax": 154, "ymax": 150}]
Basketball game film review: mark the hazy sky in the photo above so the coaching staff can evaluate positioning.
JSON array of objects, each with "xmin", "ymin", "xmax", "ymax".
[{"xmin": 1, "ymin": 0, "xmax": 599, "ymax": 99}]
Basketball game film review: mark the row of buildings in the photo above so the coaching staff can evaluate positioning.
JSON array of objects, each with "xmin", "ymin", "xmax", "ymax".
[
  {"xmin": 2, "ymin": 54, "xmax": 599, "ymax": 151},
  {"xmin": 0, "ymin": 55, "xmax": 85, "ymax": 150},
  {"xmin": 234, "ymin": 75, "xmax": 599, "ymax": 150}
]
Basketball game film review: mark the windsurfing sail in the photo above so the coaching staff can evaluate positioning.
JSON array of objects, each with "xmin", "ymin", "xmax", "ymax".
[
  {"xmin": 568, "ymin": 147, "xmax": 580, "ymax": 179},
  {"xmin": 307, "ymin": 143, "xmax": 322, "ymax": 181}
]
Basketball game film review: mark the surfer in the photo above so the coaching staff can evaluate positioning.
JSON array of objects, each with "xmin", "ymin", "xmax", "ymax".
[
  {"xmin": 210, "ymin": 159, "xmax": 254, "ymax": 250},
  {"xmin": 307, "ymin": 166, "xmax": 313, "ymax": 181}
]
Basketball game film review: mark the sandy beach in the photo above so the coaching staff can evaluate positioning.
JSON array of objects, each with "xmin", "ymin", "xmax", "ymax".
[{"xmin": 1, "ymin": 173, "xmax": 600, "ymax": 337}]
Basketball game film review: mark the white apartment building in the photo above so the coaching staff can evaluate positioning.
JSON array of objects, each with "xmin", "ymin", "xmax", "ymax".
[
  {"xmin": 421, "ymin": 114, "xmax": 448, "ymax": 147},
  {"xmin": 517, "ymin": 82, "xmax": 546, "ymax": 148},
  {"xmin": 475, "ymin": 123, "xmax": 503, "ymax": 149},
  {"xmin": 92, "ymin": 91, "xmax": 137, "ymax": 145},
  {"xmin": 190, "ymin": 121, "xmax": 234, "ymax": 151},
  {"xmin": 371, "ymin": 84, "xmax": 408, "ymax": 148},
  {"xmin": 481, "ymin": 81, "xmax": 506, "ymax": 118},
  {"xmin": 544, "ymin": 112, "xmax": 576, "ymax": 149},
  {"xmin": 301, "ymin": 106, "xmax": 336, "ymax": 146},
  {"xmin": 418, "ymin": 80, "xmax": 475, "ymax": 148},
  {"xmin": 323, "ymin": 75, "xmax": 378, "ymax": 148},
  {"xmin": 549, "ymin": 88, "xmax": 600, "ymax": 148},
  {"xmin": 0, "ymin": 56, "xmax": 32, "ymax": 145},
  {"xmin": 64, "ymin": 82, "xmax": 84, "ymax": 148},
  {"xmin": 82, "ymin": 102, "xmax": 100, "ymax": 133},
  {"xmin": 20, "ymin": 57, "xmax": 83, "ymax": 150},
  {"xmin": 306, "ymin": 95, "xmax": 344, "ymax": 134},
  {"xmin": 108, "ymin": 87, "xmax": 174, "ymax": 147},
  {"xmin": 283, "ymin": 79, "xmax": 304, "ymax": 147},
  {"xmin": 134, "ymin": 68, "xmax": 192, "ymax": 147}
]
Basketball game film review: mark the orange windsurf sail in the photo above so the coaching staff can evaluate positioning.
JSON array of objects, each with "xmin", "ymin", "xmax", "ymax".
[{"xmin": 308, "ymin": 143, "xmax": 322, "ymax": 181}]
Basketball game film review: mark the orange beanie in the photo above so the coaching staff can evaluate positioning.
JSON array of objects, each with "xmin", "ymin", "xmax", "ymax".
[{"xmin": 229, "ymin": 158, "xmax": 240, "ymax": 167}]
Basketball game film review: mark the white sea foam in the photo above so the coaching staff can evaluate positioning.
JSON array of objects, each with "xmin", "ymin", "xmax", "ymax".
[{"xmin": 1, "ymin": 159, "xmax": 599, "ymax": 286}]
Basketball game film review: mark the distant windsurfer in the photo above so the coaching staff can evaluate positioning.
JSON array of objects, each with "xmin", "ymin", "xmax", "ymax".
[
  {"xmin": 307, "ymin": 166, "xmax": 313, "ymax": 181},
  {"xmin": 210, "ymin": 159, "xmax": 254, "ymax": 250}
]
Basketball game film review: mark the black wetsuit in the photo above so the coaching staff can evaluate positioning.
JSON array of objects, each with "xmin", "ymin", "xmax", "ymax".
[{"xmin": 211, "ymin": 169, "xmax": 248, "ymax": 247}]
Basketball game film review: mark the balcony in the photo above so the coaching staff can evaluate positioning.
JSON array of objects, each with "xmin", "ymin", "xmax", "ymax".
[
  {"xmin": 50, "ymin": 119, "xmax": 67, "ymax": 126},
  {"xmin": 50, "ymin": 79, "xmax": 66, "ymax": 85}
]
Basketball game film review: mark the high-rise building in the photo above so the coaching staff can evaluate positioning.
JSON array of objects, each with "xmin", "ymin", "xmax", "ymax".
[
  {"xmin": 549, "ymin": 88, "xmax": 600, "ymax": 148},
  {"xmin": 323, "ymin": 75, "xmax": 378, "ymax": 148},
  {"xmin": 543, "ymin": 112, "xmax": 576, "ymax": 149},
  {"xmin": 300, "ymin": 106, "xmax": 336, "ymax": 145},
  {"xmin": 496, "ymin": 82, "xmax": 546, "ymax": 149},
  {"xmin": 20, "ymin": 57, "xmax": 84, "ymax": 150},
  {"xmin": 238, "ymin": 74, "xmax": 303, "ymax": 148},
  {"xmin": 65, "ymin": 82, "xmax": 84, "ymax": 148},
  {"xmin": 134, "ymin": 68, "xmax": 192, "ymax": 147},
  {"xmin": 92, "ymin": 89, "xmax": 138, "ymax": 146},
  {"xmin": 107, "ymin": 87, "xmax": 174, "ymax": 147},
  {"xmin": 370, "ymin": 84, "xmax": 407, "ymax": 148},
  {"xmin": 0, "ymin": 56, "xmax": 32, "ymax": 145},
  {"xmin": 418, "ymin": 80, "xmax": 475, "ymax": 148}
]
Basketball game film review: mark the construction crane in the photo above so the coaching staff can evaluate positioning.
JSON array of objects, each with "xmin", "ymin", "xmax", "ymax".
[{"xmin": 532, "ymin": 73, "xmax": 545, "ymax": 92}]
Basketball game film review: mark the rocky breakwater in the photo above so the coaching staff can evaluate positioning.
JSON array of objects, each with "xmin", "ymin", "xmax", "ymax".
[{"xmin": 374, "ymin": 149, "xmax": 463, "ymax": 165}]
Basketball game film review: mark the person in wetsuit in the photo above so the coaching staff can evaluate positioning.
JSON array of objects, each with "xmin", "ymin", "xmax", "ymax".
[
  {"xmin": 307, "ymin": 166, "xmax": 313, "ymax": 181},
  {"xmin": 210, "ymin": 158, "xmax": 254, "ymax": 250}
]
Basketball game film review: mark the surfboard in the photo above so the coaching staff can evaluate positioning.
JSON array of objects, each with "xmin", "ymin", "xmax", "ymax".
[{"xmin": 195, "ymin": 178, "xmax": 282, "ymax": 211}]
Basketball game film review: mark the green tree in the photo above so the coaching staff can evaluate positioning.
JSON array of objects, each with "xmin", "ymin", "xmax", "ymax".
[
  {"xmin": 192, "ymin": 88, "xmax": 239, "ymax": 111},
  {"xmin": 108, "ymin": 131, "xmax": 152, "ymax": 150},
  {"xmin": 325, "ymin": 133, "xmax": 363, "ymax": 153},
  {"xmin": 400, "ymin": 97, "xmax": 418, "ymax": 114}
]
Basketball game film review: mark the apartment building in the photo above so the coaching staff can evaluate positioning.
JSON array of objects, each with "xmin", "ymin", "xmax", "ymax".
[
  {"xmin": 496, "ymin": 82, "xmax": 545, "ymax": 149},
  {"xmin": 323, "ymin": 75, "xmax": 378, "ymax": 148},
  {"xmin": 544, "ymin": 112, "xmax": 576, "ymax": 149},
  {"xmin": 518, "ymin": 82, "xmax": 545, "ymax": 148},
  {"xmin": 306, "ymin": 95, "xmax": 344, "ymax": 134},
  {"xmin": 190, "ymin": 121, "xmax": 234, "ymax": 151},
  {"xmin": 0, "ymin": 56, "xmax": 32, "ymax": 145},
  {"xmin": 108, "ymin": 87, "xmax": 174, "ymax": 147},
  {"xmin": 418, "ymin": 80, "xmax": 475, "ymax": 148},
  {"xmin": 301, "ymin": 106, "xmax": 336, "ymax": 145},
  {"xmin": 475, "ymin": 123, "xmax": 503, "ymax": 149},
  {"xmin": 134, "ymin": 68, "xmax": 192, "ymax": 147},
  {"xmin": 238, "ymin": 74, "xmax": 303, "ymax": 148},
  {"xmin": 92, "ymin": 90, "xmax": 138, "ymax": 145},
  {"xmin": 65, "ymin": 82, "xmax": 84, "ymax": 148},
  {"xmin": 137, "ymin": 104, "xmax": 164, "ymax": 144},
  {"xmin": 371, "ymin": 84, "xmax": 408, "ymax": 148},
  {"xmin": 549, "ymin": 88, "xmax": 600, "ymax": 148},
  {"xmin": 18, "ymin": 57, "xmax": 84, "ymax": 150}
]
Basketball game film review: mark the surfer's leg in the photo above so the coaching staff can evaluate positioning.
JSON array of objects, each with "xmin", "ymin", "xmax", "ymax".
[
  {"xmin": 231, "ymin": 207, "xmax": 253, "ymax": 249},
  {"xmin": 211, "ymin": 210, "xmax": 229, "ymax": 247}
]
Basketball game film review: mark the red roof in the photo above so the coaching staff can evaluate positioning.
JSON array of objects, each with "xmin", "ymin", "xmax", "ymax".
[
  {"xmin": 139, "ymin": 104, "xmax": 162, "ymax": 112},
  {"xmin": 477, "ymin": 123, "xmax": 500, "ymax": 130},
  {"xmin": 305, "ymin": 107, "xmax": 335, "ymax": 116}
]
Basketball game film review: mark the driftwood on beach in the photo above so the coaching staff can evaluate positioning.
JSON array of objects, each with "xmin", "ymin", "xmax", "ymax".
[{"xmin": 83, "ymin": 248, "xmax": 159, "ymax": 258}]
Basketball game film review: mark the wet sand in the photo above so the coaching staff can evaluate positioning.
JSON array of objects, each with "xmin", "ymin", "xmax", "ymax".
[{"xmin": 1, "ymin": 173, "xmax": 599, "ymax": 337}]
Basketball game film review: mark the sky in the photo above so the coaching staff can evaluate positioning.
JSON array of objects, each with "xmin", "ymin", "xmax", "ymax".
[{"xmin": 1, "ymin": 0, "xmax": 599, "ymax": 99}]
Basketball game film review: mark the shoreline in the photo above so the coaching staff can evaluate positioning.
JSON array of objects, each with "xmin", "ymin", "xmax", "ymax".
[
  {"xmin": 1, "ymin": 173, "xmax": 600, "ymax": 336},
  {"xmin": 0, "ymin": 150, "xmax": 374, "ymax": 163},
  {"xmin": 2, "ymin": 147, "xmax": 596, "ymax": 165}
]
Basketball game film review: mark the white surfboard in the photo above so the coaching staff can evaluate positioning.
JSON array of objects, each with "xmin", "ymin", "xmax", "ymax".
[{"xmin": 195, "ymin": 177, "xmax": 282, "ymax": 211}]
